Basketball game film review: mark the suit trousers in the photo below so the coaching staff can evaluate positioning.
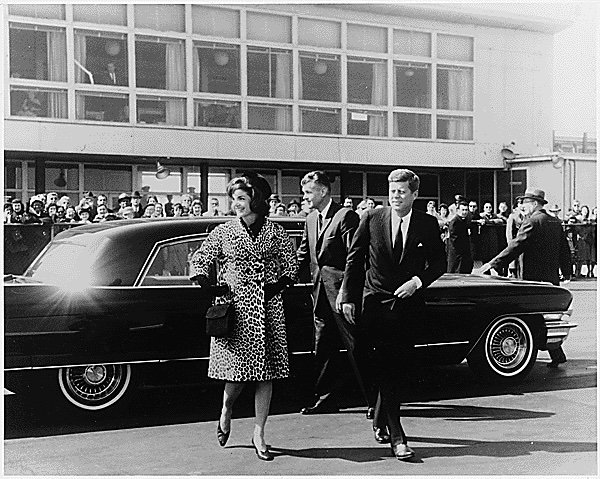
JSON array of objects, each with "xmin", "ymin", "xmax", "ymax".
[
  {"xmin": 364, "ymin": 294, "xmax": 422, "ymax": 444},
  {"xmin": 312, "ymin": 290, "xmax": 355, "ymax": 405}
]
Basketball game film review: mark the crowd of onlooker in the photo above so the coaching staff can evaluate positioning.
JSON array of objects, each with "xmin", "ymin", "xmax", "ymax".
[{"xmin": 4, "ymin": 189, "xmax": 597, "ymax": 278}]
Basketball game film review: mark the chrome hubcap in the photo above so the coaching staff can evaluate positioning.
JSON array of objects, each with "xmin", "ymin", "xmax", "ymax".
[
  {"xmin": 501, "ymin": 337, "xmax": 518, "ymax": 356},
  {"xmin": 488, "ymin": 321, "xmax": 528, "ymax": 370},
  {"xmin": 84, "ymin": 365, "xmax": 107, "ymax": 385}
]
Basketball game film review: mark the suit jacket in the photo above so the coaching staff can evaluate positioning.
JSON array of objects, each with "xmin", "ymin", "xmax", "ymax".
[
  {"xmin": 489, "ymin": 209, "xmax": 571, "ymax": 285},
  {"xmin": 447, "ymin": 214, "xmax": 472, "ymax": 270},
  {"xmin": 97, "ymin": 70, "xmax": 126, "ymax": 87},
  {"xmin": 341, "ymin": 207, "xmax": 446, "ymax": 306},
  {"xmin": 297, "ymin": 201, "xmax": 359, "ymax": 315}
]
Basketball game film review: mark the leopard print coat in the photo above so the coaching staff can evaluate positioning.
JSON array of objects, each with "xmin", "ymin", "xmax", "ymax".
[{"xmin": 191, "ymin": 218, "xmax": 298, "ymax": 382}]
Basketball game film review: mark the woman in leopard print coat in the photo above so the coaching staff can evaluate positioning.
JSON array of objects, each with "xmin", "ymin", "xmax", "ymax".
[{"xmin": 191, "ymin": 172, "xmax": 298, "ymax": 460}]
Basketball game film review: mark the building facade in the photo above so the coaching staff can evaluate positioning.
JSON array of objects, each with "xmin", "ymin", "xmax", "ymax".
[{"xmin": 4, "ymin": 3, "xmax": 568, "ymax": 211}]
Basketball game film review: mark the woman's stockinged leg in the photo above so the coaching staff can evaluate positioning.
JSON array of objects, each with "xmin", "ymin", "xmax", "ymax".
[
  {"xmin": 253, "ymin": 380, "xmax": 273, "ymax": 450},
  {"xmin": 221, "ymin": 381, "xmax": 245, "ymax": 433}
]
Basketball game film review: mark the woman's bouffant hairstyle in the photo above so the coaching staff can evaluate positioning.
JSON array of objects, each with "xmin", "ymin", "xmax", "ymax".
[{"xmin": 226, "ymin": 171, "xmax": 272, "ymax": 217}]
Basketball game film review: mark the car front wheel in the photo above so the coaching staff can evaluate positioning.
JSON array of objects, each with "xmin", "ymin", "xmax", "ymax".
[
  {"xmin": 58, "ymin": 364, "xmax": 134, "ymax": 411},
  {"xmin": 467, "ymin": 316, "xmax": 537, "ymax": 383}
]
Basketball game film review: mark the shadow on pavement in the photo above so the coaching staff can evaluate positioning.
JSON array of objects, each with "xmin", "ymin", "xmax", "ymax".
[
  {"xmin": 261, "ymin": 434, "xmax": 596, "ymax": 463},
  {"xmin": 5, "ymin": 358, "xmax": 595, "ymax": 440}
]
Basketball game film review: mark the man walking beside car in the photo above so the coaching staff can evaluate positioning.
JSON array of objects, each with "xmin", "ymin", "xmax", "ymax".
[
  {"xmin": 296, "ymin": 170, "xmax": 361, "ymax": 415},
  {"xmin": 341, "ymin": 168, "xmax": 446, "ymax": 461},
  {"xmin": 479, "ymin": 188, "xmax": 572, "ymax": 368}
]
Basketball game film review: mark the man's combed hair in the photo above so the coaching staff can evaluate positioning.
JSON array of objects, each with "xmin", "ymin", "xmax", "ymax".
[
  {"xmin": 301, "ymin": 170, "xmax": 331, "ymax": 193},
  {"xmin": 388, "ymin": 169, "xmax": 420, "ymax": 192}
]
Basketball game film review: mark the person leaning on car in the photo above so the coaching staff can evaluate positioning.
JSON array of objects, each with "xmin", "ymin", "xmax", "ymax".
[
  {"xmin": 341, "ymin": 168, "xmax": 447, "ymax": 461},
  {"xmin": 479, "ymin": 187, "xmax": 572, "ymax": 368},
  {"xmin": 189, "ymin": 171, "xmax": 298, "ymax": 461}
]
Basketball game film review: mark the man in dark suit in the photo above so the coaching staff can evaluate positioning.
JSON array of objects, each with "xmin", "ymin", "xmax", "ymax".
[
  {"xmin": 98, "ymin": 62, "xmax": 126, "ymax": 86},
  {"xmin": 480, "ymin": 187, "xmax": 572, "ymax": 367},
  {"xmin": 297, "ymin": 171, "xmax": 361, "ymax": 414},
  {"xmin": 447, "ymin": 200, "xmax": 473, "ymax": 273},
  {"xmin": 341, "ymin": 169, "xmax": 446, "ymax": 461}
]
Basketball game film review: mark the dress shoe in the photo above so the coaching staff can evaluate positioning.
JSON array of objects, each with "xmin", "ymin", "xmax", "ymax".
[
  {"xmin": 366, "ymin": 407, "xmax": 375, "ymax": 420},
  {"xmin": 300, "ymin": 403, "xmax": 339, "ymax": 415},
  {"xmin": 216, "ymin": 422, "xmax": 230, "ymax": 447},
  {"xmin": 373, "ymin": 427, "xmax": 391, "ymax": 444},
  {"xmin": 251, "ymin": 437, "xmax": 274, "ymax": 461},
  {"xmin": 391, "ymin": 442, "xmax": 415, "ymax": 461},
  {"xmin": 216, "ymin": 422, "xmax": 231, "ymax": 447},
  {"xmin": 547, "ymin": 359, "xmax": 567, "ymax": 368}
]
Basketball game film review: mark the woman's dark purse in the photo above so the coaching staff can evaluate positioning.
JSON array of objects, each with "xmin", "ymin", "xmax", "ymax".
[
  {"xmin": 205, "ymin": 302, "xmax": 234, "ymax": 337},
  {"xmin": 190, "ymin": 276, "xmax": 234, "ymax": 337}
]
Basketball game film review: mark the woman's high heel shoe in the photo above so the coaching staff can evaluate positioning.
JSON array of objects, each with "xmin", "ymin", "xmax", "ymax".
[
  {"xmin": 216, "ymin": 422, "xmax": 230, "ymax": 447},
  {"xmin": 251, "ymin": 437, "xmax": 274, "ymax": 461}
]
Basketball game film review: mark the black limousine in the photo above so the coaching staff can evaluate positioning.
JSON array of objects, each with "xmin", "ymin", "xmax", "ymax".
[{"xmin": 4, "ymin": 217, "xmax": 576, "ymax": 413}]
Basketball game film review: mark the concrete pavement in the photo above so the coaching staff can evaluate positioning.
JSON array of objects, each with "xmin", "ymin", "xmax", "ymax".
[{"xmin": 4, "ymin": 279, "xmax": 597, "ymax": 475}]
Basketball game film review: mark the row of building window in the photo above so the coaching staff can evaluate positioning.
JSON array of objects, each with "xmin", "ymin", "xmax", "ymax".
[
  {"xmin": 7, "ymin": 5, "xmax": 474, "ymax": 140},
  {"xmin": 7, "ymin": 4, "xmax": 473, "ymax": 60}
]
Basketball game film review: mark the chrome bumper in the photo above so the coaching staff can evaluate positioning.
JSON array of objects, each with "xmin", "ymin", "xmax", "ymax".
[{"xmin": 544, "ymin": 310, "xmax": 577, "ymax": 348}]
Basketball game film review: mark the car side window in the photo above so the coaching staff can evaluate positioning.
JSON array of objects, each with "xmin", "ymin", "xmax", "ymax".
[{"xmin": 141, "ymin": 239, "xmax": 204, "ymax": 286}]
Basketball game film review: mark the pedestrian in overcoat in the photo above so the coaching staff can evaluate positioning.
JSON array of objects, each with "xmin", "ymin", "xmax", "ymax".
[
  {"xmin": 190, "ymin": 172, "xmax": 298, "ymax": 461},
  {"xmin": 480, "ymin": 188, "xmax": 572, "ymax": 368}
]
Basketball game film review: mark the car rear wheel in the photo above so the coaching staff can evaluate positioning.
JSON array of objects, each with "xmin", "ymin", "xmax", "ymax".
[
  {"xmin": 468, "ymin": 316, "xmax": 537, "ymax": 383},
  {"xmin": 58, "ymin": 364, "xmax": 134, "ymax": 411}
]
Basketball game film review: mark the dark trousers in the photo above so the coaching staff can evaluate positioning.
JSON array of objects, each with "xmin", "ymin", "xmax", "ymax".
[
  {"xmin": 364, "ymin": 294, "xmax": 421, "ymax": 445},
  {"xmin": 549, "ymin": 345, "xmax": 567, "ymax": 363},
  {"xmin": 312, "ymin": 292, "xmax": 356, "ymax": 405},
  {"xmin": 448, "ymin": 254, "xmax": 473, "ymax": 274}
]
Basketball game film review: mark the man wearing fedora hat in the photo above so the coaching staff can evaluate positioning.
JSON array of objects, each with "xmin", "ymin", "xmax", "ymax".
[
  {"xmin": 548, "ymin": 204, "xmax": 562, "ymax": 219},
  {"xmin": 480, "ymin": 187, "xmax": 572, "ymax": 368}
]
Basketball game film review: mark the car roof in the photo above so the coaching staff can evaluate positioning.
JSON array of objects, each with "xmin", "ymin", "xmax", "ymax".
[{"xmin": 48, "ymin": 217, "xmax": 305, "ymax": 286}]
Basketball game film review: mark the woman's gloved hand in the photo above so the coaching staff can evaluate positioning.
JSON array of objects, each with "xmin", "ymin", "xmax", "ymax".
[
  {"xmin": 208, "ymin": 284, "xmax": 229, "ymax": 296},
  {"xmin": 264, "ymin": 276, "xmax": 294, "ymax": 301}
]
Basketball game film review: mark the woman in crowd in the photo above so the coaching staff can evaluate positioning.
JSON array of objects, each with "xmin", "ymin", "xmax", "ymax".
[
  {"xmin": 4, "ymin": 202, "xmax": 13, "ymax": 223},
  {"xmin": 190, "ymin": 199, "xmax": 203, "ymax": 217},
  {"xmin": 142, "ymin": 204, "xmax": 155, "ymax": 218},
  {"xmin": 78, "ymin": 207, "xmax": 92, "ymax": 224},
  {"xmin": 172, "ymin": 203, "xmax": 184, "ymax": 217},
  {"xmin": 286, "ymin": 199, "xmax": 302, "ymax": 217},
  {"xmin": 437, "ymin": 203, "xmax": 451, "ymax": 245},
  {"xmin": 272, "ymin": 203, "xmax": 287, "ymax": 216},
  {"xmin": 152, "ymin": 202, "xmax": 165, "ymax": 218},
  {"xmin": 10, "ymin": 199, "xmax": 26, "ymax": 223},
  {"xmin": 60, "ymin": 206, "xmax": 79, "ymax": 223},
  {"xmin": 46, "ymin": 204, "xmax": 60, "ymax": 223},
  {"xmin": 426, "ymin": 200, "xmax": 438, "ymax": 217},
  {"xmin": 190, "ymin": 172, "xmax": 298, "ymax": 461}
]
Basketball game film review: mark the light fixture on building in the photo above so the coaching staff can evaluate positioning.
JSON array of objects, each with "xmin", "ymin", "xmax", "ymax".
[
  {"xmin": 404, "ymin": 67, "xmax": 415, "ymax": 77},
  {"xmin": 551, "ymin": 154, "xmax": 565, "ymax": 169},
  {"xmin": 214, "ymin": 50, "xmax": 230, "ymax": 67},
  {"xmin": 501, "ymin": 143, "xmax": 517, "ymax": 160},
  {"xmin": 105, "ymin": 40, "xmax": 121, "ymax": 56},
  {"xmin": 54, "ymin": 169, "xmax": 67, "ymax": 188},
  {"xmin": 313, "ymin": 56, "xmax": 328, "ymax": 75},
  {"xmin": 155, "ymin": 161, "xmax": 170, "ymax": 180}
]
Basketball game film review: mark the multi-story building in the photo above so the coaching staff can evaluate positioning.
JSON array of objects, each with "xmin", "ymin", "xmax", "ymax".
[{"xmin": 3, "ymin": 3, "xmax": 569, "ymax": 211}]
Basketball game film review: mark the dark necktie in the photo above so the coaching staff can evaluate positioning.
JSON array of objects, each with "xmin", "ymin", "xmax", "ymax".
[
  {"xmin": 393, "ymin": 218, "xmax": 403, "ymax": 262},
  {"xmin": 317, "ymin": 213, "xmax": 323, "ymax": 236}
]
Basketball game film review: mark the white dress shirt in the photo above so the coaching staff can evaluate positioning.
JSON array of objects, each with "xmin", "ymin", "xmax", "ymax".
[{"xmin": 391, "ymin": 208, "xmax": 422, "ymax": 289}]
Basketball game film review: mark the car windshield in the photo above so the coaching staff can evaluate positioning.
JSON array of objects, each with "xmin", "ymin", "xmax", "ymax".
[{"xmin": 24, "ymin": 233, "xmax": 110, "ymax": 287}]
